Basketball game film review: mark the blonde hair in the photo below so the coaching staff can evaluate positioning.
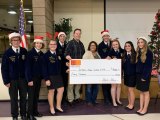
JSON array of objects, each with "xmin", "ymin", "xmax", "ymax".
[
  {"xmin": 111, "ymin": 38, "xmax": 122, "ymax": 49},
  {"xmin": 136, "ymin": 38, "xmax": 148, "ymax": 63}
]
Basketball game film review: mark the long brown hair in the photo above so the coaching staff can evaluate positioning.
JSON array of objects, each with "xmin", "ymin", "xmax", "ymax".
[
  {"xmin": 122, "ymin": 41, "xmax": 136, "ymax": 64},
  {"xmin": 136, "ymin": 38, "xmax": 148, "ymax": 63}
]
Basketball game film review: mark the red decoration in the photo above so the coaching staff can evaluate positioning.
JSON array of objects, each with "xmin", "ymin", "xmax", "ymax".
[
  {"xmin": 54, "ymin": 32, "xmax": 59, "ymax": 40},
  {"xmin": 155, "ymin": 15, "xmax": 158, "ymax": 21},
  {"xmin": 150, "ymin": 31, "xmax": 156, "ymax": 35},
  {"xmin": 46, "ymin": 32, "xmax": 52, "ymax": 39}
]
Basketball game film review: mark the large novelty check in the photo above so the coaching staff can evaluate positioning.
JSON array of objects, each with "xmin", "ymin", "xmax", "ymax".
[{"xmin": 69, "ymin": 59, "xmax": 121, "ymax": 84}]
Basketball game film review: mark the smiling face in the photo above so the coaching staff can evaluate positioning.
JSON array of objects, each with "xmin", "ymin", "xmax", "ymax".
[
  {"xmin": 89, "ymin": 43, "xmax": 97, "ymax": 53},
  {"xmin": 11, "ymin": 37, "xmax": 21, "ymax": 48},
  {"xmin": 137, "ymin": 39, "xmax": 145, "ymax": 49},
  {"xmin": 73, "ymin": 30, "xmax": 81, "ymax": 40},
  {"xmin": 59, "ymin": 34, "xmax": 66, "ymax": 43},
  {"xmin": 125, "ymin": 43, "xmax": 132, "ymax": 52},
  {"xmin": 49, "ymin": 40, "xmax": 57, "ymax": 52},
  {"xmin": 102, "ymin": 35, "xmax": 110, "ymax": 42},
  {"xmin": 112, "ymin": 41, "xmax": 119, "ymax": 51},
  {"xmin": 35, "ymin": 42, "xmax": 43, "ymax": 50}
]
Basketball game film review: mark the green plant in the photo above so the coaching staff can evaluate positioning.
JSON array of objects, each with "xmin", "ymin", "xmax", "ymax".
[{"xmin": 54, "ymin": 18, "xmax": 72, "ymax": 40}]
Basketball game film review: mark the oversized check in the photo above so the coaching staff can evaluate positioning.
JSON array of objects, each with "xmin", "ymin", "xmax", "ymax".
[{"xmin": 69, "ymin": 59, "xmax": 121, "ymax": 84}]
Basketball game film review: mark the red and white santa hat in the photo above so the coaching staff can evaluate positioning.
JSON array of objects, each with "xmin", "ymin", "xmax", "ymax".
[
  {"xmin": 58, "ymin": 32, "xmax": 66, "ymax": 39},
  {"xmin": 34, "ymin": 36, "xmax": 44, "ymax": 43},
  {"xmin": 9, "ymin": 32, "xmax": 21, "ymax": 41},
  {"xmin": 101, "ymin": 29, "xmax": 110, "ymax": 37}
]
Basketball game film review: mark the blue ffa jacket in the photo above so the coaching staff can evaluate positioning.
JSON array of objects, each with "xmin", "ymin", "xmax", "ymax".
[
  {"xmin": 1, "ymin": 47, "xmax": 27, "ymax": 85},
  {"xmin": 25, "ymin": 48, "xmax": 44, "ymax": 82},
  {"xmin": 108, "ymin": 48, "xmax": 124, "ymax": 59},
  {"xmin": 98, "ymin": 41, "xmax": 111, "ymax": 59},
  {"xmin": 123, "ymin": 54, "xmax": 136, "ymax": 76},
  {"xmin": 43, "ymin": 50, "xmax": 61, "ymax": 80},
  {"xmin": 56, "ymin": 41, "xmax": 67, "ymax": 62},
  {"xmin": 136, "ymin": 49, "xmax": 153, "ymax": 81}
]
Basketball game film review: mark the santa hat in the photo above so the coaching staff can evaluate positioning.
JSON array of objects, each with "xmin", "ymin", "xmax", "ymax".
[
  {"xmin": 34, "ymin": 36, "xmax": 44, "ymax": 43},
  {"xmin": 58, "ymin": 32, "xmax": 66, "ymax": 39},
  {"xmin": 101, "ymin": 30, "xmax": 110, "ymax": 37},
  {"xmin": 9, "ymin": 32, "xmax": 21, "ymax": 41},
  {"xmin": 137, "ymin": 36, "xmax": 147, "ymax": 41}
]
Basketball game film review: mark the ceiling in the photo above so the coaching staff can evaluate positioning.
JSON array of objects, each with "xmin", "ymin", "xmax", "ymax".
[
  {"xmin": 0, "ymin": 0, "xmax": 32, "ymax": 8},
  {"xmin": 0, "ymin": 0, "xmax": 33, "ymax": 32}
]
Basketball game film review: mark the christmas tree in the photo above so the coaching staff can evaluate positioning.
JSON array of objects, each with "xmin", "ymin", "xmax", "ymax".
[{"xmin": 148, "ymin": 9, "xmax": 160, "ymax": 71}]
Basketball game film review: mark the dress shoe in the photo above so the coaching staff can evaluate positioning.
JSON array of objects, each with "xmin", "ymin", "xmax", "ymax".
[
  {"xmin": 136, "ymin": 111, "xmax": 140, "ymax": 114},
  {"xmin": 27, "ymin": 115, "xmax": 37, "ymax": 120},
  {"xmin": 125, "ymin": 106, "xmax": 134, "ymax": 110},
  {"xmin": 74, "ymin": 98, "xmax": 82, "ymax": 103},
  {"xmin": 105, "ymin": 101, "xmax": 112, "ymax": 106},
  {"xmin": 138, "ymin": 112, "xmax": 148, "ymax": 116},
  {"xmin": 33, "ymin": 112, "xmax": 43, "ymax": 117},
  {"xmin": 12, "ymin": 117, "xmax": 18, "ymax": 120},
  {"xmin": 55, "ymin": 108, "xmax": 64, "ymax": 113},
  {"xmin": 116, "ymin": 101, "xmax": 123, "ymax": 106},
  {"xmin": 113, "ymin": 105, "xmax": 118, "ymax": 107},
  {"xmin": 21, "ymin": 116, "xmax": 27, "ymax": 120},
  {"xmin": 87, "ymin": 102, "xmax": 93, "ymax": 106},
  {"xmin": 93, "ymin": 101, "xmax": 99, "ymax": 105},
  {"xmin": 50, "ymin": 111, "xmax": 56, "ymax": 116},
  {"xmin": 68, "ymin": 101, "xmax": 74, "ymax": 106}
]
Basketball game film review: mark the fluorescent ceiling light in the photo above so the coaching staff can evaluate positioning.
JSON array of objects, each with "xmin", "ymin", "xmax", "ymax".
[
  {"xmin": 8, "ymin": 10, "xmax": 17, "ymax": 14},
  {"xmin": 28, "ymin": 20, "xmax": 33, "ymax": 23},
  {"xmin": 24, "ymin": 10, "xmax": 32, "ymax": 13},
  {"xmin": 24, "ymin": 8, "xmax": 30, "ymax": 11}
]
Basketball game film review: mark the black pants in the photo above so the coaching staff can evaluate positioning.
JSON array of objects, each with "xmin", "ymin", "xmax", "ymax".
[
  {"xmin": 27, "ymin": 76, "xmax": 42, "ymax": 115},
  {"xmin": 102, "ymin": 84, "xmax": 112, "ymax": 104},
  {"xmin": 62, "ymin": 71, "xmax": 68, "ymax": 102},
  {"xmin": 9, "ymin": 78, "xmax": 27, "ymax": 117}
]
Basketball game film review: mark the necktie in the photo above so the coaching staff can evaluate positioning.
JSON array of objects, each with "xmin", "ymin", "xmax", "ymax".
[
  {"xmin": 127, "ymin": 54, "xmax": 131, "ymax": 58},
  {"xmin": 38, "ymin": 51, "xmax": 40, "ymax": 55},
  {"xmin": 16, "ymin": 49, "xmax": 19, "ymax": 54},
  {"xmin": 53, "ymin": 52, "xmax": 56, "ymax": 56}
]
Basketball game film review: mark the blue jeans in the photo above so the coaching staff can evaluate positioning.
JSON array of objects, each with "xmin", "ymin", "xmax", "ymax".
[{"xmin": 85, "ymin": 84, "xmax": 99, "ymax": 104}]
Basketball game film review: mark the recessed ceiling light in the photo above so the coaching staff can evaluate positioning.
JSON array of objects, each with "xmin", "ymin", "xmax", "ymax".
[
  {"xmin": 8, "ymin": 10, "xmax": 17, "ymax": 15},
  {"xmin": 28, "ymin": 20, "xmax": 33, "ymax": 23},
  {"xmin": 24, "ymin": 8, "xmax": 30, "ymax": 11},
  {"xmin": 24, "ymin": 10, "xmax": 32, "ymax": 13}
]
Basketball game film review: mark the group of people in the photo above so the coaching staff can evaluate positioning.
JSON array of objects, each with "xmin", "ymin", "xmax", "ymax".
[{"xmin": 1, "ymin": 28, "xmax": 153, "ymax": 120}]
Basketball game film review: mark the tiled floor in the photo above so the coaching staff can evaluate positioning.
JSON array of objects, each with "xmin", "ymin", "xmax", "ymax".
[
  {"xmin": 0, "ymin": 99, "xmax": 160, "ymax": 119},
  {"xmin": 1, "ymin": 114, "xmax": 160, "ymax": 120}
]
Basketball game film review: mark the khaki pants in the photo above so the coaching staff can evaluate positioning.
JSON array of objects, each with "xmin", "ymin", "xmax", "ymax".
[{"xmin": 67, "ymin": 84, "xmax": 81, "ymax": 102}]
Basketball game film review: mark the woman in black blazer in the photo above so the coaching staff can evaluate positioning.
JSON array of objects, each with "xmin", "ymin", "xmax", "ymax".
[
  {"xmin": 122, "ymin": 41, "xmax": 136, "ymax": 110},
  {"xmin": 136, "ymin": 37, "xmax": 153, "ymax": 115}
]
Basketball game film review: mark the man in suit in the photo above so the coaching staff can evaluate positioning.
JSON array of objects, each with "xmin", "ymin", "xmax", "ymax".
[
  {"xmin": 98, "ymin": 30, "xmax": 112, "ymax": 105},
  {"xmin": 1, "ymin": 32, "xmax": 28, "ymax": 120}
]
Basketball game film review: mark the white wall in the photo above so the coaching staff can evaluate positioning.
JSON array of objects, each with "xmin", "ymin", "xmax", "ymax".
[
  {"xmin": 0, "ymin": 64, "xmax": 10, "ymax": 100},
  {"xmin": 105, "ymin": 0, "xmax": 160, "ymax": 48},
  {"xmin": 54, "ymin": 0, "xmax": 104, "ymax": 49}
]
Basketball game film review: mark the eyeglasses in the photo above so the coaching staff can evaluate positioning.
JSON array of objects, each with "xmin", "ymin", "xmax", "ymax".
[
  {"xmin": 12, "ymin": 40, "xmax": 20, "ymax": 42},
  {"xmin": 49, "ymin": 44, "xmax": 57, "ymax": 45}
]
